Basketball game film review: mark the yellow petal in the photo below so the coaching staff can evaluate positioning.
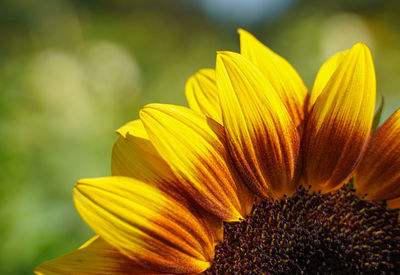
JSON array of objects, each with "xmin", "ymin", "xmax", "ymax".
[
  {"xmin": 115, "ymin": 119, "xmax": 148, "ymax": 139},
  {"xmin": 114, "ymin": 119, "xmax": 225, "ymax": 242},
  {"xmin": 112, "ymin": 119, "xmax": 176, "ymax": 186},
  {"xmin": 216, "ymin": 51, "xmax": 300, "ymax": 199},
  {"xmin": 238, "ymin": 29, "xmax": 308, "ymax": 128},
  {"xmin": 185, "ymin": 68, "xmax": 222, "ymax": 124},
  {"xmin": 74, "ymin": 176, "xmax": 214, "ymax": 274},
  {"xmin": 354, "ymin": 109, "xmax": 400, "ymax": 201},
  {"xmin": 302, "ymin": 43, "xmax": 376, "ymax": 193},
  {"xmin": 309, "ymin": 51, "xmax": 346, "ymax": 110},
  {"xmin": 34, "ymin": 236, "xmax": 157, "ymax": 275},
  {"xmin": 140, "ymin": 104, "xmax": 244, "ymax": 221}
]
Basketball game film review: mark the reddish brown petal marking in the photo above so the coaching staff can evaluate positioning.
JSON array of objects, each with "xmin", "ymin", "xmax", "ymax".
[
  {"xmin": 302, "ymin": 43, "xmax": 376, "ymax": 193},
  {"xmin": 74, "ymin": 177, "xmax": 214, "ymax": 274},
  {"xmin": 355, "ymin": 108, "xmax": 400, "ymax": 201}
]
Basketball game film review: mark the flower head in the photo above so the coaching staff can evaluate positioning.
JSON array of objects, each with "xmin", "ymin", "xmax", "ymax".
[{"xmin": 35, "ymin": 30, "xmax": 400, "ymax": 274}]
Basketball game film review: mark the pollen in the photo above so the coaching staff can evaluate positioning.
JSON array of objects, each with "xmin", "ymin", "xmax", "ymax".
[{"xmin": 204, "ymin": 185, "xmax": 400, "ymax": 274}]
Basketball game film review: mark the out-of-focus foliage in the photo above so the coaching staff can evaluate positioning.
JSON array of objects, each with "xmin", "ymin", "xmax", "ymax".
[{"xmin": 0, "ymin": 0, "xmax": 399, "ymax": 274}]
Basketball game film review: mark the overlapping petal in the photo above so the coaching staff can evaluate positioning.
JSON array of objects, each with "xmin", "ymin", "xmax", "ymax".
[
  {"xmin": 302, "ymin": 43, "xmax": 376, "ymax": 193},
  {"xmin": 216, "ymin": 51, "xmax": 300, "ymax": 199},
  {"xmin": 112, "ymin": 119, "xmax": 176, "ymax": 186},
  {"xmin": 238, "ymin": 29, "xmax": 308, "ymax": 128},
  {"xmin": 34, "ymin": 236, "xmax": 158, "ymax": 275},
  {"xmin": 115, "ymin": 119, "xmax": 148, "ymax": 139},
  {"xmin": 354, "ymin": 108, "xmax": 400, "ymax": 201},
  {"xmin": 36, "ymin": 27, "xmax": 400, "ymax": 275},
  {"xmin": 74, "ymin": 176, "xmax": 214, "ymax": 274},
  {"xmin": 140, "ymin": 104, "xmax": 245, "ymax": 221},
  {"xmin": 113, "ymin": 119, "xmax": 226, "ymax": 243},
  {"xmin": 185, "ymin": 68, "xmax": 222, "ymax": 124},
  {"xmin": 309, "ymin": 51, "xmax": 345, "ymax": 110}
]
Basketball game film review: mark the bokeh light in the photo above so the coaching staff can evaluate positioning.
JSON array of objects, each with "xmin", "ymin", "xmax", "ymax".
[{"xmin": 198, "ymin": 0, "xmax": 297, "ymax": 25}]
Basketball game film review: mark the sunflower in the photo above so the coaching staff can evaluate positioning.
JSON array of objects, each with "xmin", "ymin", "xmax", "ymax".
[{"xmin": 35, "ymin": 29, "xmax": 400, "ymax": 274}]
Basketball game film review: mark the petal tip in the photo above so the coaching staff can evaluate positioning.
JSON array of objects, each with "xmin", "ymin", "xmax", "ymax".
[
  {"xmin": 349, "ymin": 42, "xmax": 372, "ymax": 57},
  {"xmin": 216, "ymin": 51, "xmax": 227, "ymax": 59},
  {"xmin": 139, "ymin": 104, "xmax": 157, "ymax": 119},
  {"xmin": 216, "ymin": 51, "xmax": 242, "ymax": 69},
  {"xmin": 73, "ymin": 178, "xmax": 87, "ymax": 194},
  {"xmin": 115, "ymin": 126, "xmax": 128, "ymax": 138},
  {"xmin": 353, "ymin": 41, "xmax": 369, "ymax": 49},
  {"xmin": 216, "ymin": 51, "xmax": 237, "ymax": 58},
  {"xmin": 141, "ymin": 103, "xmax": 165, "ymax": 113},
  {"xmin": 237, "ymin": 28, "xmax": 247, "ymax": 35},
  {"xmin": 115, "ymin": 119, "xmax": 148, "ymax": 140},
  {"xmin": 74, "ymin": 177, "xmax": 104, "ymax": 194}
]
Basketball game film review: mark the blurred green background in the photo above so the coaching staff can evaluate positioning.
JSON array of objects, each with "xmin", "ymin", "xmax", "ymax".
[{"xmin": 1, "ymin": 0, "xmax": 400, "ymax": 274}]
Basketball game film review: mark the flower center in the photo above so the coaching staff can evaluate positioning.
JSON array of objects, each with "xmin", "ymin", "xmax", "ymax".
[{"xmin": 204, "ymin": 185, "xmax": 400, "ymax": 274}]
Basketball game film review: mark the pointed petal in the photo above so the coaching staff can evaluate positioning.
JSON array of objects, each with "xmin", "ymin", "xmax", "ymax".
[
  {"xmin": 140, "ymin": 104, "xmax": 244, "ymax": 221},
  {"xmin": 112, "ymin": 120, "xmax": 176, "ymax": 185},
  {"xmin": 354, "ymin": 109, "xmax": 400, "ymax": 201},
  {"xmin": 309, "ymin": 51, "xmax": 346, "ymax": 110},
  {"xmin": 34, "ymin": 236, "xmax": 157, "ymax": 275},
  {"xmin": 115, "ymin": 119, "xmax": 148, "ymax": 139},
  {"xmin": 73, "ymin": 176, "xmax": 214, "ymax": 274},
  {"xmin": 216, "ymin": 51, "xmax": 300, "ymax": 199},
  {"xmin": 302, "ymin": 43, "xmax": 376, "ymax": 193},
  {"xmin": 238, "ymin": 29, "xmax": 308, "ymax": 128},
  {"xmin": 185, "ymin": 68, "xmax": 222, "ymax": 124}
]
